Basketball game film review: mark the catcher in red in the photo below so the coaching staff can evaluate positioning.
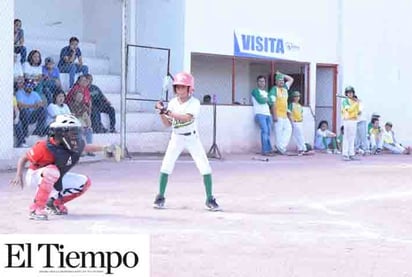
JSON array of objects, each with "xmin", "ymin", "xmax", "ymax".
[{"xmin": 10, "ymin": 114, "xmax": 121, "ymax": 220}]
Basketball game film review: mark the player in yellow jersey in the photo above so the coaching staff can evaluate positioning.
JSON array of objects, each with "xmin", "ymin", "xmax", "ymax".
[
  {"xmin": 341, "ymin": 86, "xmax": 360, "ymax": 161},
  {"xmin": 288, "ymin": 91, "xmax": 307, "ymax": 156},
  {"xmin": 269, "ymin": 71, "xmax": 294, "ymax": 154}
]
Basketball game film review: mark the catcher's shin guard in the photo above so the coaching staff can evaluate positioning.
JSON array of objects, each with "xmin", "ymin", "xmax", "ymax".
[
  {"xmin": 60, "ymin": 177, "xmax": 91, "ymax": 205},
  {"xmin": 30, "ymin": 165, "xmax": 60, "ymax": 212}
]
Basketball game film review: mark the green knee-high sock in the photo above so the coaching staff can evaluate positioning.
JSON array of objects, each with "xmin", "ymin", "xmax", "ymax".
[
  {"xmin": 203, "ymin": 174, "xmax": 213, "ymax": 201},
  {"xmin": 159, "ymin": 173, "xmax": 168, "ymax": 197},
  {"xmin": 331, "ymin": 138, "xmax": 338, "ymax": 149},
  {"xmin": 322, "ymin": 137, "xmax": 328, "ymax": 149}
]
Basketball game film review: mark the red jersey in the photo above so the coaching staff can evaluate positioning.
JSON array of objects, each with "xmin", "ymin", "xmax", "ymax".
[
  {"xmin": 65, "ymin": 84, "xmax": 91, "ymax": 107},
  {"xmin": 26, "ymin": 139, "xmax": 56, "ymax": 170}
]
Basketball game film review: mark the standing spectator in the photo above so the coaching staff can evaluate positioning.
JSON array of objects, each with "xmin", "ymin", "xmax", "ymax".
[
  {"xmin": 314, "ymin": 120, "xmax": 340, "ymax": 154},
  {"xmin": 341, "ymin": 86, "xmax": 360, "ymax": 161},
  {"xmin": 14, "ymin": 19, "xmax": 27, "ymax": 64},
  {"xmin": 41, "ymin": 57, "xmax": 61, "ymax": 104},
  {"xmin": 382, "ymin": 122, "xmax": 411, "ymax": 154},
  {"xmin": 16, "ymin": 79, "xmax": 47, "ymax": 138},
  {"xmin": 46, "ymin": 89, "xmax": 71, "ymax": 126},
  {"xmin": 58, "ymin": 37, "xmax": 89, "ymax": 88},
  {"xmin": 86, "ymin": 74, "xmax": 116, "ymax": 133},
  {"xmin": 369, "ymin": 118, "xmax": 383, "ymax": 154},
  {"xmin": 288, "ymin": 91, "xmax": 307, "ymax": 155},
  {"xmin": 67, "ymin": 90, "xmax": 94, "ymax": 156},
  {"xmin": 251, "ymin": 75, "xmax": 273, "ymax": 156},
  {"xmin": 14, "ymin": 54, "xmax": 23, "ymax": 80},
  {"xmin": 269, "ymin": 71, "xmax": 294, "ymax": 155},
  {"xmin": 23, "ymin": 50, "xmax": 43, "ymax": 83}
]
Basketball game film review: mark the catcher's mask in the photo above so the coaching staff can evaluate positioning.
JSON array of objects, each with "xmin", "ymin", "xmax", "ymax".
[{"xmin": 49, "ymin": 114, "xmax": 83, "ymax": 153}]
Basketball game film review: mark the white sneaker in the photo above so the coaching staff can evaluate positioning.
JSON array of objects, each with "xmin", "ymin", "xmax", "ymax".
[{"xmin": 326, "ymin": 149, "xmax": 333, "ymax": 154}]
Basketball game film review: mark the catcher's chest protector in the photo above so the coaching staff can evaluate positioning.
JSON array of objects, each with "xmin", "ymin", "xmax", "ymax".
[{"xmin": 46, "ymin": 140, "xmax": 85, "ymax": 191}]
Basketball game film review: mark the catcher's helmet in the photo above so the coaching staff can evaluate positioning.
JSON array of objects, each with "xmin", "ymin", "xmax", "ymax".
[
  {"xmin": 49, "ymin": 114, "xmax": 83, "ymax": 152},
  {"xmin": 173, "ymin": 72, "xmax": 195, "ymax": 93}
]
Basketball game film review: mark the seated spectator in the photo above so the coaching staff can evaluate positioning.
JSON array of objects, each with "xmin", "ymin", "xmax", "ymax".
[
  {"xmin": 58, "ymin": 36, "xmax": 89, "ymax": 88},
  {"xmin": 314, "ymin": 120, "xmax": 340, "ymax": 154},
  {"xmin": 67, "ymin": 90, "xmax": 94, "ymax": 156},
  {"xmin": 16, "ymin": 79, "xmax": 47, "ymax": 138},
  {"xmin": 368, "ymin": 113, "xmax": 380, "ymax": 133},
  {"xmin": 86, "ymin": 74, "xmax": 116, "ymax": 133},
  {"xmin": 203, "ymin": 94, "xmax": 212, "ymax": 104},
  {"xmin": 23, "ymin": 50, "xmax": 43, "ymax": 83},
  {"xmin": 46, "ymin": 89, "xmax": 71, "ymax": 126},
  {"xmin": 66, "ymin": 75, "xmax": 91, "ymax": 109},
  {"xmin": 14, "ymin": 19, "xmax": 27, "ymax": 64},
  {"xmin": 382, "ymin": 122, "xmax": 411, "ymax": 154},
  {"xmin": 369, "ymin": 117, "xmax": 383, "ymax": 154},
  {"xmin": 13, "ymin": 94, "xmax": 26, "ymax": 147},
  {"xmin": 14, "ymin": 54, "xmax": 23, "ymax": 80},
  {"xmin": 41, "ymin": 57, "xmax": 61, "ymax": 104}
]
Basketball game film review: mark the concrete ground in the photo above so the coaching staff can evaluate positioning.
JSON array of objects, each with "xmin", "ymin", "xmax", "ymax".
[{"xmin": 1, "ymin": 153, "xmax": 412, "ymax": 277}]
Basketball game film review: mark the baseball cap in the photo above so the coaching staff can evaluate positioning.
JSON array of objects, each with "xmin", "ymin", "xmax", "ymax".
[
  {"xmin": 385, "ymin": 122, "xmax": 393, "ymax": 127},
  {"xmin": 344, "ymin": 86, "xmax": 355, "ymax": 93},
  {"xmin": 275, "ymin": 74, "xmax": 284, "ymax": 81},
  {"xmin": 291, "ymin": 91, "xmax": 301, "ymax": 97},
  {"xmin": 45, "ymin": 57, "xmax": 55, "ymax": 64},
  {"xmin": 24, "ymin": 79, "xmax": 36, "ymax": 89},
  {"xmin": 371, "ymin": 113, "xmax": 381, "ymax": 118}
]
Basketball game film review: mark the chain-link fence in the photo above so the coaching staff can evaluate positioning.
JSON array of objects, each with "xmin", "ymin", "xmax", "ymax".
[
  {"xmin": 13, "ymin": 0, "xmax": 122, "ymax": 153},
  {"xmin": 123, "ymin": 44, "xmax": 172, "ymax": 155}
]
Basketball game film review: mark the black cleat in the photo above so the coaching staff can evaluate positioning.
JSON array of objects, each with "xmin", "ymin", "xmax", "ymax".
[
  {"xmin": 205, "ymin": 197, "xmax": 221, "ymax": 211},
  {"xmin": 153, "ymin": 195, "xmax": 166, "ymax": 209},
  {"xmin": 46, "ymin": 198, "xmax": 68, "ymax": 215}
]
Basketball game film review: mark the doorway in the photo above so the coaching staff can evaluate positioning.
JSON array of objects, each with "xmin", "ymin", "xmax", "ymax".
[{"xmin": 315, "ymin": 65, "xmax": 338, "ymax": 132}]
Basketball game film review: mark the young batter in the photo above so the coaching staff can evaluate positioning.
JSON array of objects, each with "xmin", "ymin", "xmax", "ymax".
[{"xmin": 153, "ymin": 72, "xmax": 220, "ymax": 211}]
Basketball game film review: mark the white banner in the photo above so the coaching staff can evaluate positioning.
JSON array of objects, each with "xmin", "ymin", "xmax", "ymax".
[
  {"xmin": 0, "ymin": 234, "xmax": 150, "ymax": 277},
  {"xmin": 234, "ymin": 29, "xmax": 303, "ymax": 61}
]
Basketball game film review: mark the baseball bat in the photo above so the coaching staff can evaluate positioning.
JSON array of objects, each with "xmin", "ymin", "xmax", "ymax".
[{"xmin": 336, "ymin": 94, "xmax": 360, "ymax": 101}]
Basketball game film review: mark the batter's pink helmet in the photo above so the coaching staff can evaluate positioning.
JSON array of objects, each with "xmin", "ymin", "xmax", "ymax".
[{"xmin": 173, "ymin": 72, "xmax": 195, "ymax": 93}]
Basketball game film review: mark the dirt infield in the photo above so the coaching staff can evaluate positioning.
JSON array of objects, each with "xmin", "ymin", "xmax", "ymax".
[{"xmin": 1, "ymin": 153, "xmax": 412, "ymax": 277}]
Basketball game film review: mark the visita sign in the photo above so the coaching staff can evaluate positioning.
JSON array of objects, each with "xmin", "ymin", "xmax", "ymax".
[{"xmin": 234, "ymin": 29, "xmax": 302, "ymax": 60}]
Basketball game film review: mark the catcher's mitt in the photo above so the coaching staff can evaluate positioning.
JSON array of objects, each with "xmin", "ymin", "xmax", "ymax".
[{"xmin": 103, "ymin": 144, "xmax": 122, "ymax": 162}]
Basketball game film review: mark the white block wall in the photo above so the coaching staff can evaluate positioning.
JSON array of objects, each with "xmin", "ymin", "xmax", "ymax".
[{"xmin": 0, "ymin": 0, "xmax": 15, "ymax": 161}]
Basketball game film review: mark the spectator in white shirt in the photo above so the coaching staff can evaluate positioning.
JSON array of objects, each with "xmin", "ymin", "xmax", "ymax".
[{"xmin": 46, "ymin": 89, "xmax": 71, "ymax": 126}]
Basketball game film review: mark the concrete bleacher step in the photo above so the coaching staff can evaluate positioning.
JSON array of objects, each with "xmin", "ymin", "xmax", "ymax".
[
  {"xmin": 60, "ymin": 74, "xmax": 120, "ymax": 92},
  {"xmin": 48, "ymin": 55, "xmax": 110, "ymax": 75},
  {"xmin": 18, "ymin": 131, "xmax": 171, "ymax": 155},
  {"xmin": 100, "ymin": 112, "xmax": 170, "ymax": 133},
  {"xmin": 25, "ymin": 38, "xmax": 96, "ymax": 58},
  {"xmin": 104, "ymin": 93, "xmax": 166, "ymax": 113},
  {"xmin": 123, "ymin": 132, "xmax": 170, "ymax": 154}
]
